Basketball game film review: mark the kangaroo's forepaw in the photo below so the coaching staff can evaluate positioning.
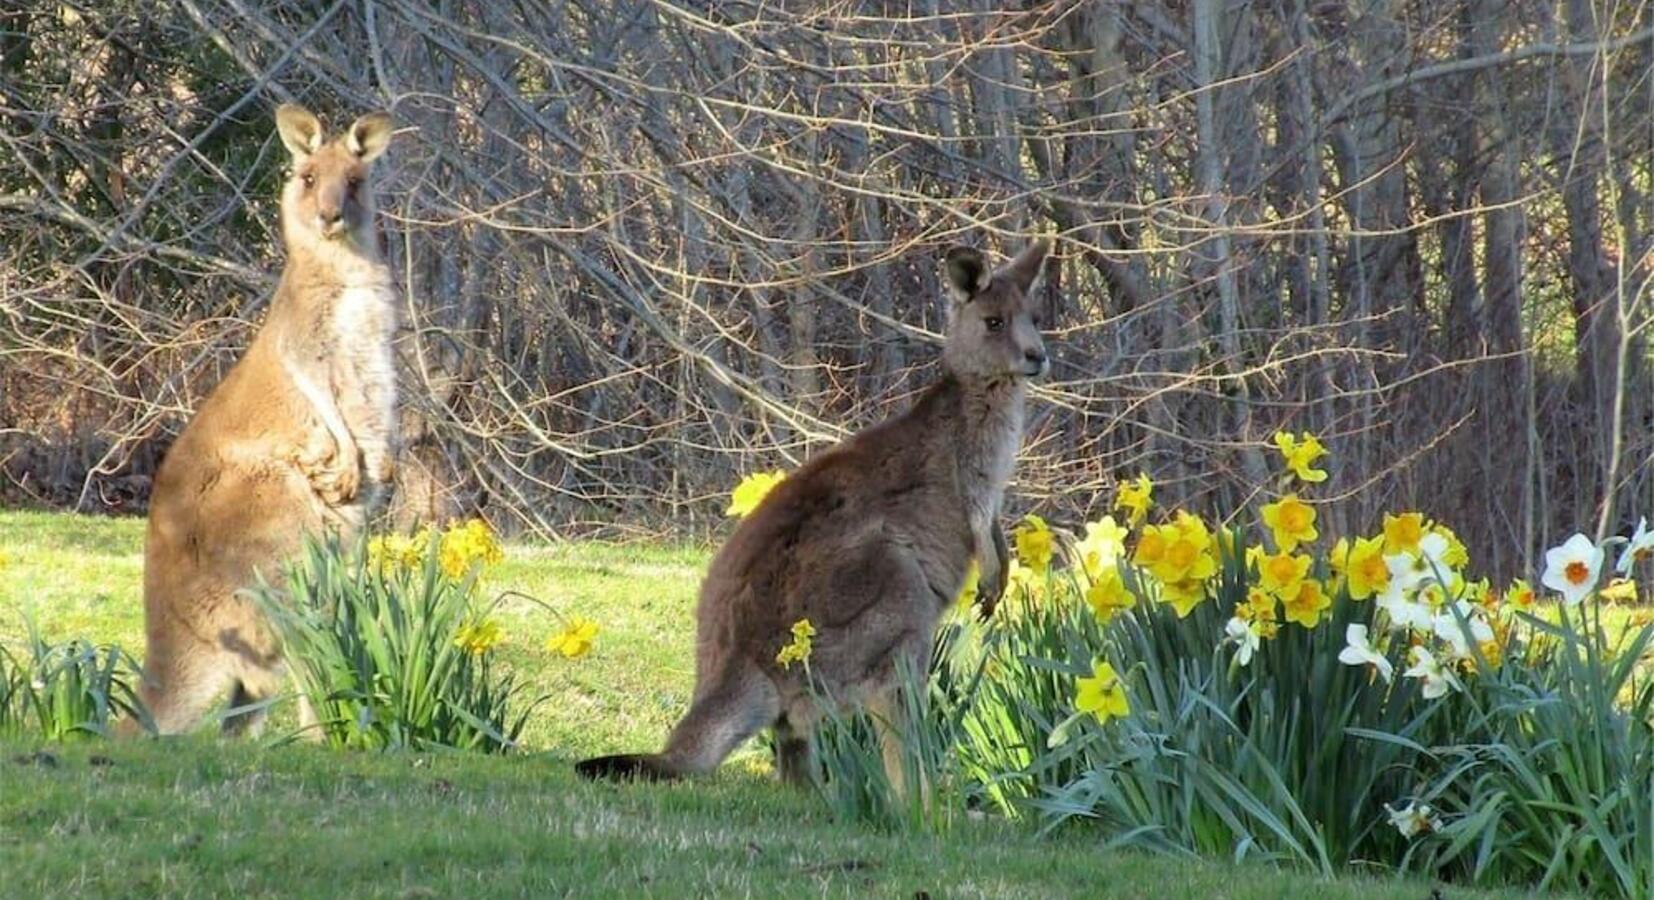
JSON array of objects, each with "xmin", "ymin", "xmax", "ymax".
[
  {"xmin": 975, "ymin": 579, "xmax": 1005, "ymax": 621},
  {"xmin": 295, "ymin": 440, "xmax": 361, "ymax": 506}
]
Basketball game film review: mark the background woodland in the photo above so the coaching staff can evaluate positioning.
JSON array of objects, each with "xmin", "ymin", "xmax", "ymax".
[{"xmin": 1, "ymin": 0, "xmax": 1651, "ymax": 581}]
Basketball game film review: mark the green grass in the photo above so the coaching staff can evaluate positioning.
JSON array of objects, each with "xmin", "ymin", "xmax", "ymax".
[
  {"xmin": 0, "ymin": 509, "xmax": 709, "ymax": 762},
  {"xmin": 0, "ymin": 510, "xmax": 1528, "ymax": 897}
]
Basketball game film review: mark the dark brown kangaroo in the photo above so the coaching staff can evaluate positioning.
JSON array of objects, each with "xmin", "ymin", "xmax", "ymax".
[{"xmin": 577, "ymin": 240, "xmax": 1051, "ymax": 785}]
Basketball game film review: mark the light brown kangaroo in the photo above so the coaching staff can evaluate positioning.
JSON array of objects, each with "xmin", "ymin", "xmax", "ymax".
[
  {"xmin": 577, "ymin": 239, "xmax": 1051, "ymax": 786},
  {"xmin": 125, "ymin": 104, "xmax": 400, "ymax": 737}
]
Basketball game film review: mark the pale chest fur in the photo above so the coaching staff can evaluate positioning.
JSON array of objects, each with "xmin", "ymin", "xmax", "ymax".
[
  {"xmin": 274, "ymin": 245, "xmax": 401, "ymax": 484},
  {"xmin": 954, "ymin": 385, "xmax": 1025, "ymax": 532},
  {"xmin": 333, "ymin": 280, "xmax": 398, "ymax": 418}
]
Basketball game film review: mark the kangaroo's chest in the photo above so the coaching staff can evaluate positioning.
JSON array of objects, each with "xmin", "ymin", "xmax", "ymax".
[
  {"xmin": 334, "ymin": 280, "xmax": 394, "ymax": 335},
  {"xmin": 318, "ymin": 278, "xmax": 399, "ymax": 438},
  {"xmin": 331, "ymin": 281, "xmax": 395, "ymax": 376},
  {"xmin": 956, "ymin": 397, "xmax": 1024, "ymax": 528}
]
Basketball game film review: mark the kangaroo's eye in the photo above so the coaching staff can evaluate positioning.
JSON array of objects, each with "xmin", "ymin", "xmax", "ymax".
[
  {"xmin": 301, "ymin": 172, "xmax": 315, "ymax": 189},
  {"xmin": 984, "ymin": 316, "xmax": 1004, "ymax": 332}
]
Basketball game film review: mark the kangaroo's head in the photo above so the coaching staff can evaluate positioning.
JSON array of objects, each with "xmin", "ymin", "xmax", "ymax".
[
  {"xmin": 275, "ymin": 104, "xmax": 394, "ymax": 255},
  {"xmin": 940, "ymin": 240, "xmax": 1052, "ymax": 382}
]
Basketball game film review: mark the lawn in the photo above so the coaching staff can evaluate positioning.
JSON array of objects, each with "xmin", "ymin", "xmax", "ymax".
[{"xmin": 0, "ymin": 509, "xmax": 1527, "ymax": 898}]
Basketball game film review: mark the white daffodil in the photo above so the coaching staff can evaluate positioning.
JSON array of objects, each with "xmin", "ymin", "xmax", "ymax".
[
  {"xmin": 1618, "ymin": 517, "xmax": 1653, "ymax": 576},
  {"xmin": 1376, "ymin": 554, "xmax": 1430, "ymax": 631},
  {"xmin": 1337, "ymin": 623, "xmax": 1393, "ymax": 683},
  {"xmin": 1225, "ymin": 616, "xmax": 1261, "ymax": 667},
  {"xmin": 1386, "ymin": 800, "xmax": 1441, "ymax": 839},
  {"xmin": 1376, "ymin": 577, "xmax": 1435, "ymax": 633},
  {"xmin": 1432, "ymin": 601, "xmax": 1495, "ymax": 660},
  {"xmin": 1404, "ymin": 645, "xmax": 1459, "ymax": 699},
  {"xmin": 1397, "ymin": 599, "xmax": 1437, "ymax": 633},
  {"xmin": 1418, "ymin": 531, "xmax": 1454, "ymax": 575},
  {"xmin": 1385, "ymin": 552, "xmax": 1426, "ymax": 594},
  {"xmin": 1541, "ymin": 533, "xmax": 1605, "ymax": 606}
]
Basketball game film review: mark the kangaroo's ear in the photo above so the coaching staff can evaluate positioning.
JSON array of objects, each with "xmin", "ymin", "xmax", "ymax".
[
  {"xmin": 276, "ymin": 104, "xmax": 325, "ymax": 161},
  {"xmin": 346, "ymin": 112, "xmax": 395, "ymax": 163},
  {"xmin": 999, "ymin": 239, "xmax": 1051, "ymax": 295},
  {"xmin": 942, "ymin": 246, "xmax": 991, "ymax": 303}
]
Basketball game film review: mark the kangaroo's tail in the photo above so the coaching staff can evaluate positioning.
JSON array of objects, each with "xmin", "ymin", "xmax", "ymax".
[
  {"xmin": 578, "ymin": 664, "xmax": 777, "ymax": 783},
  {"xmin": 575, "ymin": 753, "xmax": 683, "ymax": 782}
]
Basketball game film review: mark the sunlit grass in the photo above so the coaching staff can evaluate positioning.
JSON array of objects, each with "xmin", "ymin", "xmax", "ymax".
[
  {"xmin": 0, "ymin": 509, "xmax": 713, "ymax": 761},
  {"xmin": 0, "ymin": 510, "xmax": 1558, "ymax": 897}
]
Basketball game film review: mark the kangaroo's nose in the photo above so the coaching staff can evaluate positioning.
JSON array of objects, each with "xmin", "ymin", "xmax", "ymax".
[
  {"xmin": 1024, "ymin": 348, "xmax": 1047, "ymax": 366},
  {"xmin": 319, "ymin": 207, "xmax": 342, "ymax": 226}
]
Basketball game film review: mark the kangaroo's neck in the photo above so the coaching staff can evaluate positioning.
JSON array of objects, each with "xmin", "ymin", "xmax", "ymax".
[
  {"xmin": 268, "ymin": 220, "xmax": 395, "ymax": 354},
  {"xmin": 931, "ymin": 372, "xmax": 1026, "ymax": 507},
  {"xmin": 280, "ymin": 197, "xmax": 388, "ymax": 288}
]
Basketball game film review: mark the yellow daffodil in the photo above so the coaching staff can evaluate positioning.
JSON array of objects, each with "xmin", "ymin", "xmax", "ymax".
[
  {"xmin": 1325, "ymin": 537, "xmax": 1350, "ymax": 595},
  {"xmin": 1257, "ymin": 550, "xmax": 1312, "ymax": 598},
  {"xmin": 369, "ymin": 527, "xmax": 432, "ymax": 575},
  {"xmin": 1158, "ymin": 577, "xmax": 1209, "ymax": 618},
  {"xmin": 1463, "ymin": 578, "xmax": 1494, "ymax": 612},
  {"xmin": 1273, "ymin": 431, "xmax": 1329, "ymax": 483},
  {"xmin": 1601, "ymin": 578, "xmax": 1639, "ymax": 603},
  {"xmin": 1114, "ymin": 473, "xmax": 1154, "ymax": 528},
  {"xmin": 1237, "ymin": 587, "xmax": 1278, "ymax": 624},
  {"xmin": 546, "ymin": 617, "xmax": 599, "ymax": 659},
  {"xmin": 1013, "ymin": 514, "xmax": 1056, "ymax": 575},
  {"xmin": 453, "ymin": 618, "xmax": 504, "ymax": 655},
  {"xmin": 1134, "ymin": 528, "xmax": 1168, "ymax": 570},
  {"xmin": 1007, "ymin": 558, "xmax": 1046, "ymax": 603},
  {"xmin": 1260, "ymin": 494, "xmax": 1318, "ymax": 552},
  {"xmin": 776, "ymin": 618, "xmax": 815, "ymax": 669},
  {"xmin": 1281, "ymin": 579, "xmax": 1332, "ymax": 628},
  {"xmin": 1504, "ymin": 578, "xmax": 1537, "ymax": 613},
  {"xmin": 954, "ymin": 560, "xmax": 980, "ymax": 610},
  {"xmin": 1382, "ymin": 513, "xmax": 1426, "ymax": 556},
  {"xmin": 1075, "ymin": 516, "xmax": 1129, "ymax": 583},
  {"xmin": 1139, "ymin": 511, "xmax": 1219, "ymax": 585},
  {"xmin": 1134, "ymin": 511, "xmax": 1219, "ymax": 618},
  {"xmin": 727, "ymin": 470, "xmax": 787, "ymax": 518},
  {"xmin": 1216, "ymin": 528, "xmax": 1242, "ymax": 565},
  {"xmin": 1084, "ymin": 567, "xmax": 1135, "ymax": 624},
  {"xmin": 1478, "ymin": 638, "xmax": 1504, "ymax": 669},
  {"xmin": 438, "ymin": 519, "xmax": 504, "ymax": 580},
  {"xmin": 1341, "ymin": 536, "xmax": 1390, "ymax": 600},
  {"xmin": 1075, "ymin": 659, "xmax": 1130, "ymax": 725}
]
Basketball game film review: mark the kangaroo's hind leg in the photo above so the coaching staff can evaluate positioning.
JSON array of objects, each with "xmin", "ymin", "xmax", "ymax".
[
  {"xmin": 772, "ymin": 715, "xmax": 815, "ymax": 787},
  {"xmin": 832, "ymin": 546, "xmax": 940, "ymax": 803}
]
